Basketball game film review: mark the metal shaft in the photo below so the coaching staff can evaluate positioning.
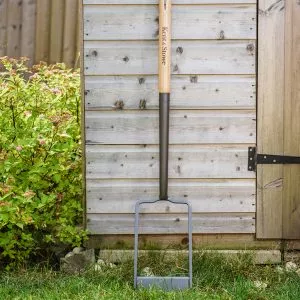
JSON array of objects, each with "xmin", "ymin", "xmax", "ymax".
[{"xmin": 159, "ymin": 93, "xmax": 170, "ymax": 200}]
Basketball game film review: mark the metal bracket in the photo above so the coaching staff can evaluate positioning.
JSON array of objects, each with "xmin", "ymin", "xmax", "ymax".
[
  {"xmin": 248, "ymin": 147, "xmax": 300, "ymax": 171},
  {"xmin": 134, "ymin": 199, "xmax": 192, "ymax": 290}
]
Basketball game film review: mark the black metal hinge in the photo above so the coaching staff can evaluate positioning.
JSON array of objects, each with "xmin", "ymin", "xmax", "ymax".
[{"xmin": 248, "ymin": 147, "xmax": 300, "ymax": 171}]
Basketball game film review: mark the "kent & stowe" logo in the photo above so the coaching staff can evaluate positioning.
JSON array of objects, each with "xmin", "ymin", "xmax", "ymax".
[{"xmin": 161, "ymin": 26, "xmax": 168, "ymax": 66}]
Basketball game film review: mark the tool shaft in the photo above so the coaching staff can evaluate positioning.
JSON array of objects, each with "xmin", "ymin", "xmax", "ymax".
[{"xmin": 158, "ymin": 0, "xmax": 171, "ymax": 200}]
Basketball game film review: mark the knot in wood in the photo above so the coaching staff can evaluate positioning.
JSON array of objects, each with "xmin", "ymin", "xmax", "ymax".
[
  {"xmin": 190, "ymin": 76, "xmax": 198, "ymax": 83},
  {"xmin": 138, "ymin": 77, "xmax": 145, "ymax": 85},
  {"xmin": 247, "ymin": 44, "xmax": 254, "ymax": 52},
  {"xmin": 176, "ymin": 47, "xmax": 183, "ymax": 54},
  {"xmin": 218, "ymin": 30, "xmax": 225, "ymax": 40},
  {"xmin": 114, "ymin": 100, "xmax": 124, "ymax": 110},
  {"xmin": 139, "ymin": 99, "xmax": 147, "ymax": 110}
]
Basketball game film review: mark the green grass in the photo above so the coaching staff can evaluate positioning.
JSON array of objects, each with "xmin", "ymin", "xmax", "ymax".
[{"xmin": 1, "ymin": 252, "xmax": 300, "ymax": 300}]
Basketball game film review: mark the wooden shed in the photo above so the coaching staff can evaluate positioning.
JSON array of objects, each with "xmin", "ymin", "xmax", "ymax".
[{"xmin": 82, "ymin": 0, "xmax": 300, "ymax": 251}]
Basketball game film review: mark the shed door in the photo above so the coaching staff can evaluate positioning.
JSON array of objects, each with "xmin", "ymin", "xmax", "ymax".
[{"xmin": 257, "ymin": 0, "xmax": 300, "ymax": 239}]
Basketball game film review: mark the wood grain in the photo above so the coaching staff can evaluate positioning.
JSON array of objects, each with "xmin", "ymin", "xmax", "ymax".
[
  {"xmin": 0, "ymin": 0, "xmax": 8, "ymax": 56},
  {"xmin": 82, "ymin": 0, "xmax": 258, "ymax": 240},
  {"xmin": 283, "ymin": 1, "xmax": 300, "ymax": 239},
  {"xmin": 86, "ymin": 233, "xmax": 279, "ymax": 250},
  {"xmin": 84, "ymin": 0, "xmax": 256, "ymax": 4},
  {"xmin": 158, "ymin": 0, "xmax": 171, "ymax": 93},
  {"xmin": 87, "ymin": 213, "xmax": 255, "ymax": 234},
  {"xmin": 86, "ymin": 145, "xmax": 255, "ymax": 179},
  {"xmin": 256, "ymin": 0, "xmax": 284, "ymax": 239},
  {"xmin": 86, "ymin": 179, "xmax": 255, "ymax": 213},
  {"xmin": 84, "ymin": 40, "xmax": 256, "ymax": 75},
  {"xmin": 49, "ymin": 0, "xmax": 65, "ymax": 63},
  {"xmin": 21, "ymin": 0, "xmax": 36, "ymax": 65},
  {"xmin": 84, "ymin": 5, "xmax": 256, "ymax": 40},
  {"xmin": 6, "ymin": 0, "xmax": 22, "ymax": 58},
  {"xmin": 85, "ymin": 75, "xmax": 256, "ymax": 110},
  {"xmin": 35, "ymin": 0, "xmax": 51, "ymax": 63},
  {"xmin": 63, "ymin": 0, "xmax": 78, "ymax": 67},
  {"xmin": 75, "ymin": 0, "xmax": 82, "ymax": 68},
  {"xmin": 85, "ymin": 110, "xmax": 256, "ymax": 144}
]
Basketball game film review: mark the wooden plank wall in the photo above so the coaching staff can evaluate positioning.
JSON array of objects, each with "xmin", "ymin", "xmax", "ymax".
[
  {"xmin": 257, "ymin": 0, "xmax": 300, "ymax": 240},
  {"xmin": 83, "ymin": 0, "xmax": 258, "ymax": 242},
  {"xmin": 0, "ymin": 0, "xmax": 81, "ymax": 67}
]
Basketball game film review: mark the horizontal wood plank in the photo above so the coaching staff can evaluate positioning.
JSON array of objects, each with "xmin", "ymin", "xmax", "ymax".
[
  {"xmin": 86, "ymin": 145, "xmax": 255, "ymax": 179},
  {"xmin": 87, "ymin": 213, "xmax": 255, "ymax": 234},
  {"xmin": 85, "ymin": 75, "xmax": 256, "ymax": 110},
  {"xmin": 84, "ymin": 1, "xmax": 257, "ymax": 4},
  {"xmin": 84, "ymin": 40, "xmax": 256, "ymax": 75},
  {"xmin": 86, "ymin": 234, "xmax": 279, "ymax": 250},
  {"xmin": 84, "ymin": 5, "xmax": 256, "ymax": 40},
  {"xmin": 85, "ymin": 110, "xmax": 256, "ymax": 144},
  {"xmin": 87, "ymin": 179, "xmax": 255, "ymax": 213}
]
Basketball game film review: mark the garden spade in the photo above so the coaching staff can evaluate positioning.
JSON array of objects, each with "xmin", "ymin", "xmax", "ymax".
[{"xmin": 133, "ymin": 0, "xmax": 192, "ymax": 290}]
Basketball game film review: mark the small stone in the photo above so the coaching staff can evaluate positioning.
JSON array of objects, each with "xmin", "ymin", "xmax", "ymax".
[
  {"xmin": 285, "ymin": 261, "xmax": 297, "ymax": 272},
  {"xmin": 253, "ymin": 280, "xmax": 267, "ymax": 289},
  {"xmin": 65, "ymin": 251, "xmax": 73, "ymax": 258},
  {"xmin": 94, "ymin": 263, "xmax": 103, "ymax": 272},
  {"xmin": 141, "ymin": 267, "xmax": 154, "ymax": 277},
  {"xmin": 60, "ymin": 249, "xmax": 95, "ymax": 274},
  {"xmin": 296, "ymin": 268, "xmax": 300, "ymax": 276},
  {"xmin": 108, "ymin": 262, "xmax": 116, "ymax": 269},
  {"xmin": 73, "ymin": 247, "xmax": 84, "ymax": 254},
  {"xmin": 97, "ymin": 259, "xmax": 106, "ymax": 266}
]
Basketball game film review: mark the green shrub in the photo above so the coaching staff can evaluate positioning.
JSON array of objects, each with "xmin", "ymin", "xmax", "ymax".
[{"xmin": 0, "ymin": 57, "xmax": 87, "ymax": 268}]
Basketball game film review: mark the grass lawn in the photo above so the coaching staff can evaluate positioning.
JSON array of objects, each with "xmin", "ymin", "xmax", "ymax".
[{"xmin": 1, "ymin": 252, "xmax": 300, "ymax": 300}]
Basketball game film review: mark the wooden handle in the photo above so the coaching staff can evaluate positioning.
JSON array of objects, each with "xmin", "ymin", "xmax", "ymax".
[{"xmin": 159, "ymin": 0, "xmax": 171, "ymax": 93}]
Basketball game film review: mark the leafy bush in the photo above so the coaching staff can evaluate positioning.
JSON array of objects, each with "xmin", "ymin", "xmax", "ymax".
[{"xmin": 0, "ymin": 57, "xmax": 86, "ymax": 268}]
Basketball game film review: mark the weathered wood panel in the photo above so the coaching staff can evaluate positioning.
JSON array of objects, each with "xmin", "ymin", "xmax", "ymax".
[
  {"xmin": 21, "ymin": 0, "xmax": 36, "ymax": 65},
  {"xmin": 35, "ymin": 0, "xmax": 51, "ymax": 63},
  {"xmin": 84, "ymin": 5, "xmax": 256, "ymax": 40},
  {"xmin": 85, "ymin": 111, "xmax": 256, "ymax": 144},
  {"xmin": 84, "ymin": 0, "xmax": 256, "ymax": 4},
  {"xmin": 256, "ymin": 0, "xmax": 284, "ymax": 239},
  {"xmin": 82, "ymin": 0, "xmax": 258, "ymax": 240},
  {"xmin": 63, "ymin": 0, "xmax": 78, "ymax": 67},
  {"xmin": 282, "ymin": 1, "xmax": 300, "ymax": 239},
  {"xmin": 86, "ymin": 233, "xmax": 279, "ymax": 250},
  {"xmin": 1, "ymin": 0, "xmax": 81, "ymax": 66},
  {"xmin": 6, "ymin": 0, "xmax": 22, "ymax": 58},
  {"xmin": 87, "ymin": 213, "xmax": 255, "ymax": 234},
  {"xmin": 0, "ymin": 0, "xmax": 8, "ymax": 56},
  {"xmin": 49, "ymin": 0, "xmax": 65, "ymax": 63},
  {"xmin": 86, "ymin": 145, "xmax": 255, "ymax": 179},
  {"xmin": 75, "ymin": 0, "xmax": 82, "ymax": 68},
  {"xmin": 84, "ymin": 40, "xmax": 256, "ymax": 75},
  {"xmin": 87, "ymin": 179, "xmax": 255, "ymax": 213},
  {"xmin": 85, "ymin": 75, "xmax": 256, "ymax": 110}
]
